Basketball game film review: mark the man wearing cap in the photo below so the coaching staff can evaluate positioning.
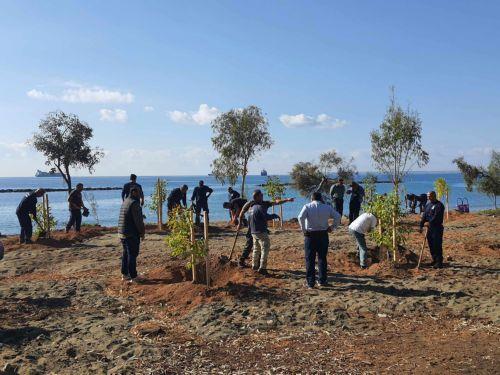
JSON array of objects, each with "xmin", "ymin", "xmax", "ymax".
[
  {"xmin": 191, "ymin": 180, "xmax": 213, "ymax": 225},
  {"xmin": 298, "ymin": 191, "xmax": 341, "ymax": 288},
  {"xmin": 122, "ymin": 174, "xmax": 145, "ymax": 206},
  {"xmin": 167, "ymin": 184, "xmax": 189, "ymax": 214},
  {"xmin": 118, "ymin": 187, "xmax": 145, "ymax": 282},
  {"xmin": 66, "ymin": 183, "xmax": 88, "ymax": 232},
  {"xmin": 16, "ymin": 188, "xmax": 45, "ymax": 244},
  {"xmin": 330, "ymin": 178, "xmax": 346, "ymax": 221}
]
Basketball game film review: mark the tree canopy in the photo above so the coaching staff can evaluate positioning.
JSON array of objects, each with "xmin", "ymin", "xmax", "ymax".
[
  {"xmin": 211, "ymin": 105, "xmax": 273, "ymax": 197},
  {"xmin": 370, "ymin": 89, "xmax": 429, "ymax": 189},
  {"xmin": 453, "ymin": 151, "xmax": 500, "ymax": 208},
  {"xmin": 31, "ymin": 111, "xmax": 103, "ymax": 192}
]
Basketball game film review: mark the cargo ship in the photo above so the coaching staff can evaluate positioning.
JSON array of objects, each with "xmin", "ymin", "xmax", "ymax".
[
  {"xmin": 260, "ymin": 169, "xmax": 267, "ymax": 176},
  {"xmin": 35, "ymin": 168, "xmax": 62, "ymax": 177}
]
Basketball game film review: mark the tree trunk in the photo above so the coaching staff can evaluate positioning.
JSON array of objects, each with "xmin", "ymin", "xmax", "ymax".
[
  {"xmin": 241, "ymin": 166, "xmax": 247, "ymax": 199},
  {"xmin": 65, "ymin": 165, "xmax": 72, "ymax": 193}
]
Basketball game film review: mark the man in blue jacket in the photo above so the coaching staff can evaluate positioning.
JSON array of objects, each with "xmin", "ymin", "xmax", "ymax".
[
  {"xmin": 16, "ymin": 189, "xmax": 45, "ymax": 244},
  {"xmin": 420, "ymin": 191, "xmax": 445, "ymax": 268},
  {"xmin": 191, "ymin": 180, "xmax": 213, "ymax": 225}
]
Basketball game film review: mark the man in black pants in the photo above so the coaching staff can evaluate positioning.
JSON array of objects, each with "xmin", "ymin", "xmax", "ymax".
[
  {"xmin": 16, "ymin": 189, "xmax": 45, "ymax": 244},
  {"xmin": 329, "ymin": 178, "xmax": 345, "ymax": 221},
  {"xmin": 167, "ymin": 184, "xmax": 188, "ymax": 213},
  {"xmin": 347, "ymin": 181, "xmax": 365, "ymax": 224},
  {"xmin": 66, "ymin": 183, "xmax": 87, "ymax": 232},
  {"xmin": 118, "ymin": 187, "xmax": 145, "ymax": 283},
  {"xmin": 420, "ymin": 191, "xmax": 445, "ymax": 268},
  {"xmin": 191, "ymin": 180, "xmax": 213, "ymax": 225},
  {"xmin": 122, "ymin": 174, "xmax": 145, "ymax": 206}
]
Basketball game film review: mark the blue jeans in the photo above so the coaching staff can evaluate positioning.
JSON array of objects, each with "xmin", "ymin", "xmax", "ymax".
[
  {"xmin": 121, "ymin": 236, "xmax": 140, "ymax": 279},
  {"xmin": 349, "ymin": 228, "xmax": 368, "ymax": 267},
  {"xmin": 304, "ymin": 231, "xmax": 329, "ymax": 286}
]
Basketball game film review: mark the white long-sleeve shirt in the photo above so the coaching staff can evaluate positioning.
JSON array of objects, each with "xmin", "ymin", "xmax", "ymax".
[
  {"xmin": 348, "ymin": 213, "xmax": 377, "ymax": 234},
  {"xmin": 298, "ymin": 200, "xmax": 341, "ymax": 232}
]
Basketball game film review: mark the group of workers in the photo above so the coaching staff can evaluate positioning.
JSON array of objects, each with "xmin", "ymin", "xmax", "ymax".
[{"xmin": 15, "ymin": 174, "xmax": 445, "ymax": 286}]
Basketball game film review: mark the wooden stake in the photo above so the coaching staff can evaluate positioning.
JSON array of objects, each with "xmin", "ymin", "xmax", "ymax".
[
  {"xmin": 446, "ymin": 193, "xmax": 449, "ymax": 221},
  {"xmin": 392, "ymin": 212, "xmax": 397, "ymax": 262},
  {"xmin": 279, "ymin": 204, "xmax": 283, "ymax": 229},
  {"xmin": 45, "ymin": 194, "xmax": 51, "ymax": 239},
  {"xmin": 191, "ymin": 209, "xmax": 198, "ymax": 283},
  {"xmin": 204, "ymin": 211, "xmax": 210, "ymax": 287},
  {"xmin": 272, "ymin": 205, "xmax": 275, "ymax": 228}
]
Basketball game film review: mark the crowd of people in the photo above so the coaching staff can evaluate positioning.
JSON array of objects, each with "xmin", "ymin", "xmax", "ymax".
[{"xmin": 14, "ymin": 174, "xmax": 445, "ymax": 286}]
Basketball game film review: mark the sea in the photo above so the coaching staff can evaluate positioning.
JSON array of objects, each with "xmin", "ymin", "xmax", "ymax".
[{"xmin": 0, "ymin": 173, "xmax": 493, "ymax": 235}]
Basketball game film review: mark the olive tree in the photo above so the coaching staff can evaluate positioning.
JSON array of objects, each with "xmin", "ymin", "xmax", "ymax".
[
  {"xmin": 211, "ymin": 106, "xmax": 273, "ymax": 198},
  {"xmin": 31, "ymin": 111, "xmax": 104, "ymax": 193},
  {"xmin": 453, "ymin": 150, "xmax": 500, "ymax": 209}
]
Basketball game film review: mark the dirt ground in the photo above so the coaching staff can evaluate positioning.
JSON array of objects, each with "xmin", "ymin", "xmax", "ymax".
[{"xmin": 0, "ymin": 213, "xmax": 498, "ymax": 374}]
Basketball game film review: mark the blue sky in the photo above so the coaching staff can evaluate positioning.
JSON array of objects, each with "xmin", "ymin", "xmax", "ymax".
[{"xmin": 0, "ymin": 0, "xmax": 498, "ymax": 176}]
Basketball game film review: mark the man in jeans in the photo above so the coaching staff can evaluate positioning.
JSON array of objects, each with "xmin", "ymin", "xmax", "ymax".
[
  {"xmin": 66, "ymin": 183, "xmax": 87, "ymax": 232},
  {"xmin": 237, "ymin": 190, "xmax": 294, "ymax": 269},
  {"xmin": 118, "ymin": 187, "xmax": 145, "ymax": 283},
  {"xmin": 348, "ymin": 212, "xmax": 378, "ymax": 269},
  {"xmin": 329, "ymin": 178, "xmax": 345, "ymax": 221},
  {"xmin": 298, "ymin": 191, "xmax": 341, "ymax": 288}
]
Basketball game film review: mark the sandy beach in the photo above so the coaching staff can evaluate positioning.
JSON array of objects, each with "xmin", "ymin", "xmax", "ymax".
[{"xmin": 0, "ymin": 212, "xmax": 499, "ymax": 374}]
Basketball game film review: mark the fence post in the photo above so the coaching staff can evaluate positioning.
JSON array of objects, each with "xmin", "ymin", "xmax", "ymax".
[
  {"xmin": 46, "ymin": 194, "xmax": 51, "ymax": 239},
  {"xmin": 279, "ymin": 204, "xmax": 283, "ymax": 229},
  {"xmin": 204, "ymin": 211, "xmax": 210, "ymax": 287}
]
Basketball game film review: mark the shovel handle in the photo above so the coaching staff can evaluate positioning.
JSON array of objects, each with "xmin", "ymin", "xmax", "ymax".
[
  {"xmin": 228, "ymin": 222, "xmax": 242, "ymax": 261},
  {"xmin": 417, "ymin": 227, "xmax": 428, "ymax": 269}
]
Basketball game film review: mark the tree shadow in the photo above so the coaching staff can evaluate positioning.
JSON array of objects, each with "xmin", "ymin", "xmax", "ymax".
[
  {"xmin": 24, "ymin": 297, "xmax": 71, "ymax": 308},
  {"xmin": 209, "ymin": 282, "xmax": 287, "ymax": 302},
  {"xmin": 448, "ymin": 264, "xmax": 500, "ymax": 275},
  {"xmin": 0, "ymin": 326, "xmax": 50, "ymax": 346}
]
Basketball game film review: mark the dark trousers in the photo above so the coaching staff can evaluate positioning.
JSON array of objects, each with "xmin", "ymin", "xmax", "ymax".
[
  {"xmin": 427, "ymin": 226, "xmax": 444, "ymax": 264},
  {"xmin": 349, "ymin": 200, "xmax": 361, "ymax": 223},
  {"xmin": 240, "ymin": 225, "xmax": 254, "ymax": 261},
  {"xmin": 121, "ymin": 236, "xmax": 140, "ymax": 279},
  {"xmin": 194, "ymin": 202, "xmax": 209, "ymax": 225},
  {"xmin": 304, "ymin": 231, "xmax": 329, "ymax": 287},
  {"xmin": 66, "ymin": 209, "xmax": 82, "ymax": 231},
  {"xmin": 334, "ymin": 198, "xmax": 344, "ymax": 217},
  {"xmin": 17, "ymin": 212, "xmax": 33, "ymax": 242}
]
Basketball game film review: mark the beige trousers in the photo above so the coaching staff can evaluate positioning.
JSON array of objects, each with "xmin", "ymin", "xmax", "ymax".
[{"xmin": 252, "ymin": 232, "xmax": 271, "ymax": 270}]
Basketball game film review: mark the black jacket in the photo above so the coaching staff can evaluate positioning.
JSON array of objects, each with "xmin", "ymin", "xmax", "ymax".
[
  {"xmin": 16, "ymin": 192, "xmax": 37, "ymax": 216},
  {"xmin": 121, "ymin": 182, "xmax": 144, "ymax": 201},
  {"xmin": 420, "ymin": 200, "xmax": 445, "ymax": 229},
  {"xmin": 118, "ymin": 197, "xmax": 145, "ymax": 238},
  {"xmin": 191, "ymin": 185, "xmax": 213, "ymax": 204},
  {"xmin": 168, "ymin": 188, "xmax": 187, "ymax": 207}
]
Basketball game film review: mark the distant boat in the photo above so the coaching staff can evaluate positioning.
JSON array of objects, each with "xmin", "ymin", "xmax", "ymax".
[
  {"xmin": 260, "ymin": 169, "xmax": 268, "ymax": 176},
  {"xmin": 35, "ymin": 168, "xmax": 62, "ymax": 177}
]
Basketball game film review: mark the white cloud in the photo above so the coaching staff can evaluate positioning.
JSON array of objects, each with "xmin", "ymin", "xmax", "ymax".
[
  {"xmin": 26, "ymin": 83, "xmax": 134, "ymax": 104},
  {"xmin": 99, "ymin": 108, "xmax": 128, "ymax": 123},
  {"xmin": 144, "ymin": 106, "xmax": 154, "ymax": 112},
  {"xmin": 168, "ymin": 104, "xmax": 220, "ymax": 125},
  {"xmin": 0, "ymin": 141, "xmax": 29, "ymax": 157},
  {"xmin": 26, "ymin": 89, "xmax": 57, "ymax": 101},
  {"xmin": 279, "ymin": 113, "xmax": 347, "ymax": 130}
]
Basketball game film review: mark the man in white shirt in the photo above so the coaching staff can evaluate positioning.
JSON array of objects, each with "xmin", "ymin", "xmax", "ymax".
[
  {"xmin": 348, "ymin": 212, "xmax": 378, "ymax": 269},
  {"xmin": 298, "ymin": 191, "xmax": 341, "ymax": 288}
]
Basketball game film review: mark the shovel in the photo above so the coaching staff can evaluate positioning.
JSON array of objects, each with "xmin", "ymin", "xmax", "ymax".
[
  {"xmin": 417, "ymin": 227, "xmax": 428, "ymax": 269},
  {"xmin": 220, "ymin": 221, "xmax": 242, "ymax": 264}
]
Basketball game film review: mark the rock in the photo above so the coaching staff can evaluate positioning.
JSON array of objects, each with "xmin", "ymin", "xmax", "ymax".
[{"xmin": 66, "ymin": 347, "xmax": 77, "ymax": 358}]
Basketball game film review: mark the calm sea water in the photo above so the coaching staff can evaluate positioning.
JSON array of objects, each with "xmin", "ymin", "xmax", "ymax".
[{"xmin": 0, "ymin": 173, "xmax": 493, "ymax": 235}]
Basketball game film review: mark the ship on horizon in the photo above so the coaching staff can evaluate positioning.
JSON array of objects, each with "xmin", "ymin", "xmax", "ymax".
[
  {"xmin": 260, "ymin": 169, "xmax": 267, "ymax": 176},
  {"xmin": 35, "ymin": 168, "xmax": 62, "ymax": 177}
]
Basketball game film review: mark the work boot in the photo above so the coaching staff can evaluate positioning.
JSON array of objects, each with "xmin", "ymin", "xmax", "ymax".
[
  {"xmin": 433, "ymin": 262, "xmax": 443, "ymax": 269},
  {"xmin": 25, "ymin": 239, "xmax": 33, "ymax": 244},
  {"xmin": 252, "ymin": 265, "xmax": 259, "ymax": 271},
  {"xmin": 238, "ymin": 259, "xmax": 248, "ymax": 268},
  {"xmin": 258, "ymin": 268, "xmax": 269, "ymax": 276}
]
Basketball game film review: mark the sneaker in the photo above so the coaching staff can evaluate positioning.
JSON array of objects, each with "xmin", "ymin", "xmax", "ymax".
[
  {"xmin": 432, "ymin": 263, "xmax": 443, "ymax": 269},
  {"xmin": 252, "ymin": 265, "xmax": 259, "ymax": 271},
  {"xmin": 304, "ymin": 282, "xmax": 315, "ymax": 289},
  {"xmin": 121, "ymin": 275, "xmax": 130, "ymax": 281},
  {"xmin": 24, "ymin": 239, "xmax": 33, "ymax": 244},
  {"xmin": 128, "ymin": 276, "xmax": 143, "ymax": 283},
  {"xmin": 317, "ymin": 282, "xmax": 331, "ymax": 288},
  {"xmin": 238, "ymin": 259, "xmax": 248, "ymax": 268},
  {"xmin": 257, "ymin": 268, "xmax": 269, "ymax": 276},
  {"xmin": 360, "ymin": 265, "xmax": 368, "ymax": 270}
]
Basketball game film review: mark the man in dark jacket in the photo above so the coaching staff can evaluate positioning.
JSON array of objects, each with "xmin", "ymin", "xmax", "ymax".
[
  {"xmin": 329, "ymin": 178, "xmax": 346, "ymax": 221},
  {"xmin": 121, "ymin": 174, "xmax": 144, "ymax": 206},
  {"xmin": 191, "ymin": 180, "xmax": 213, "ymax": 225},
  {"xmin": 420, "ymin": 191, "xmax": 445, "ymax": 268},
  {"xmin": 228, "ymin": 187, "xmax": 240, "ymax": 201},
  {"xmin": 66, "ymin": 183, "xmax": 87, "ymax": 233},
  {"xmin": 118, "ymin": 187, "xmax": 145, "ymax": 282},
  {"xmin": 16, "ymin": 189, "xmax": 45, "ymax": 244},
  {"xmin": 167, "ymin": 185, "xmax": 188, "ymax": 213},
  {"xmin": 237, "ymin": 190, "xmax": 294, "ymax": 272},
  {"xmin": 347, "ymin": 181, "xmax": 365, "ymax": 223}
]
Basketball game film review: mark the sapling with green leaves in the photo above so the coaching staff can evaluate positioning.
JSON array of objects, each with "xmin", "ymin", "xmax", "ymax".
[{"xmin": 434, "ymin": 178, "xmax": 450, "ymax": 220}]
